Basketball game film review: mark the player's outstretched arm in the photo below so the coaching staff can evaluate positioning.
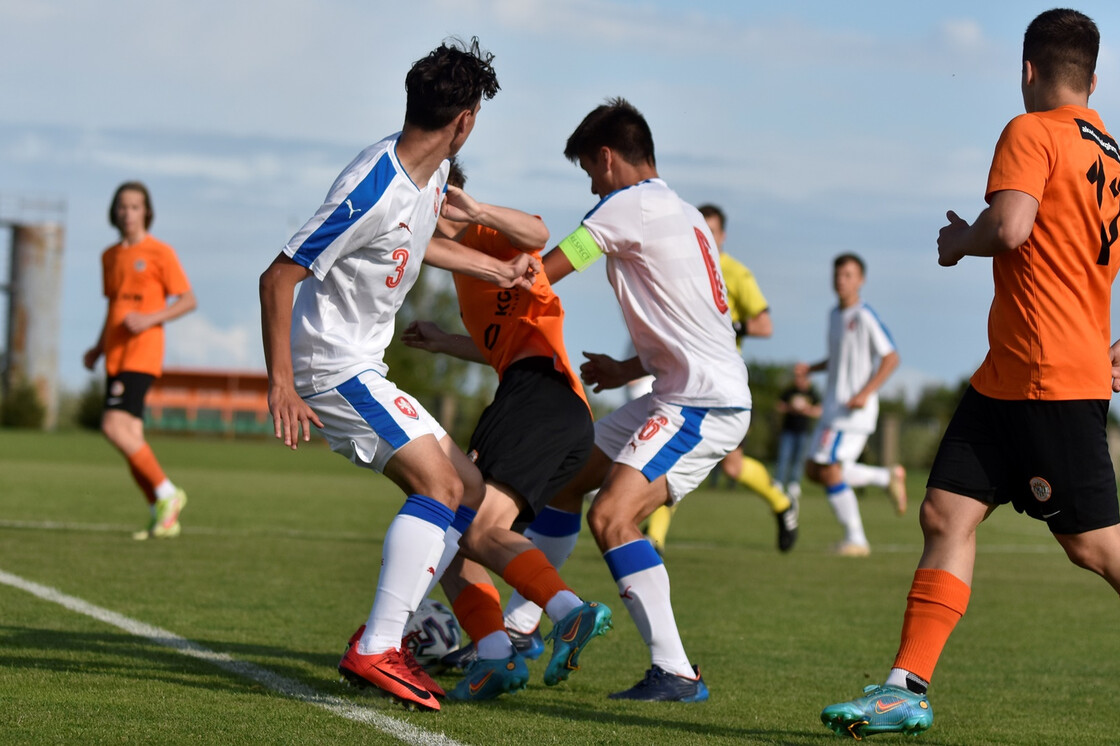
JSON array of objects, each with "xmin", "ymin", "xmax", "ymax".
[
  {"xmin": 122, "ymin": 290, "xmax": 198, "ymax": 334},
  {"xmin": 847, "ymin": 350, "xmax": 900, "ymax": 410},
  {"xmin": 401, "ymin": 320, "xmax": 487, "ymax": 364},
  {"xmin": 83, "ymin": 305, "xmax": 110, "ymax": 370},
  {"xmin": 580, "ymin": 353, "xmax": 646, "ymax": 393},
  {"xmin": 441, "ymin": 185, "xmax": 549, "ymax": 249},
  {"xmin": 1110, "ymin": 339, "xmax": 1120, "ymax": 393},
  {"xmin": 938, "ymin": 190, "xmax": 1038, "ymax": 266},
  {"xmin": 260, "ymin": 252, "xmax": 322, "ymax": 449},
  {"xmin": 424, "ymin": 237, "xmax": 541, "ymax": 289}
]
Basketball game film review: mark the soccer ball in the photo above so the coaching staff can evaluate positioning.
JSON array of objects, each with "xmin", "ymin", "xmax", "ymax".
[{"xmin": 402, "ymin": 598, "xmax": 461, "ymax": 670}]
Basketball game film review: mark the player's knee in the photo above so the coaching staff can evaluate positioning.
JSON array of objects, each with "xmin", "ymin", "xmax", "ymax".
[{"xmin": 1058, "ymin": 535, "xmax": 1108, "ymax": 575}]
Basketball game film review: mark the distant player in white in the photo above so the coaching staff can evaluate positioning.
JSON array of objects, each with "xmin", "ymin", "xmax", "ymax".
[
  {"xmin": 259, "ymin": 38, "xmax": 537, "ymax": 712},
  {"xmin": 542, "ymin": 98, "xmax": 751, "ymax": 702},
  {"xmin": 798, "ymin": 253, "xmax": 905, "ymax": 557}
]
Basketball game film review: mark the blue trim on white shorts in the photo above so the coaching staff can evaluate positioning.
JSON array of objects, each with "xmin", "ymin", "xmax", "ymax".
[
  {"xmin": 641, "ymin": 406, "xmax": 707, "ymax": 482},
  {"xmin": 336, "ymin": 374, "xmax": 410, "ymax": 449}
]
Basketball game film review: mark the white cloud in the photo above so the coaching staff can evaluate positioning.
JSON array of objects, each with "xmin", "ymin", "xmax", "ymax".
[{"xmin": 165, "ymin": 314, "xmax": 263, "ymax": 371}]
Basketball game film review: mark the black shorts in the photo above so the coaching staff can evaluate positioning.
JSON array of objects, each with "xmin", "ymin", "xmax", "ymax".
[
  {"xmin": 104, "ymin": 372, "xmax": 155, "ymax": 418},
  {"xmin": 927, "ymin": 386, "xmax": 1119, "ymax": 534},
  {"xmin": 468, "ymin": 357, "xmax": 594, "ymax": 524}
]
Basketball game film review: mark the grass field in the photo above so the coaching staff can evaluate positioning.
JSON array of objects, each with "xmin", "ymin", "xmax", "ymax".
[{"xmin": 1, "ymin": 429, "xmax": 1117, "ymax": 745}]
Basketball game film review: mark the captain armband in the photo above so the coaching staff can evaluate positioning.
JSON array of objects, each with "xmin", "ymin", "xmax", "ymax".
[{"xmin": 557, "ymin": 225, "xmax": 604, "ymax": 272}]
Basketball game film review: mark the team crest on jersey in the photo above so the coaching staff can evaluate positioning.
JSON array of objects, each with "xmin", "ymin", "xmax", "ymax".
[
  {"xmin": 394, "ymin": 396, "xmax": 419, "ymax": 419},
  {"xmin": 133, "ymin": 259, "xmax": 146, "ymax": 272},
  {"xmin": 1029, "ymin": 476, "xmax": 1052, "ymax": 503}
]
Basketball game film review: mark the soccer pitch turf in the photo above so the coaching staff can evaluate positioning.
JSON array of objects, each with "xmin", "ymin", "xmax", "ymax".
[{"xmin": 1, "ymin": 429, "xmax": 1117, "ymax": 745}]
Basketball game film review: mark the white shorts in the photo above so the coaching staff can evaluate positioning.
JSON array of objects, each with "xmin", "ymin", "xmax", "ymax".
[
  {"xmin": 305, "ymin": 369, "xmax": 447, "ymax": 473},
  {"xmin": 808, "ymin": 424, "xmax": 870, "ymax": 466},
  {"xmin": 595, "ymin": 394, "xmax": 751, "ymax": 505}
]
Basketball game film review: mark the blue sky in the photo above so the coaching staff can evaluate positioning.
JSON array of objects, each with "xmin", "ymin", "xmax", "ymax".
[{"xmin": 4, "ymin": 0, "xmax": 1120, "ymax": 406}]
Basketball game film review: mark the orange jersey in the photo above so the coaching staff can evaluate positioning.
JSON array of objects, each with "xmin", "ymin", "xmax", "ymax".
[
  {"xmin": 452, "ymin": 223, "xmax": 589, "ymax": 409},
  {"xmin": 971, "ymin": 106, "xmax": 1120, "ymax": 400},
  {"xmin": 101, "ymin": 235, "xmax": 191, "ymax": 377}
]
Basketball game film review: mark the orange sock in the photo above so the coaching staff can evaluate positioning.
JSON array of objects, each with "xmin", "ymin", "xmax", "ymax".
[
  {"xmin": 451, "ymin": 583, "xmax": 505, "ymax": 644},
  {"xmin": 127, "ymin": 445, "xmax": 165, "ymax": 505},
  {"xmin": 128, "ymin": 463, "xmax": 156, "ymax": 505},
  {"xmin": 893, "ymin": 568, "xmax": 971, "ymax": 683},
  {"xmin": 501, "ymin": 548, "xmax": 571, "ymax": 609}
]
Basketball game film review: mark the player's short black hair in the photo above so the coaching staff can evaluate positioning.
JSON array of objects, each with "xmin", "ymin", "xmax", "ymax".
[
  {"xmin": 405, "ymin": 36, "xmax": 499, "ymax": 130},
  {"xmin": 446, "ymin": 157, "xmax": 466, "ymax": 189},
  {"xmin": 1023, "ymin": 8, "xmax": 1098, "ymax": 93},
  {"xmin": 109, "ymin": 181, "xmax": 154, "ymax": 231},
  {"xmin": 697, "ymin": 204, "xmax": 726, "ymax": 231},
  {"xmin": 833, "ymin": 253, "xmax": 866, "ymax": 275},
  {"xmin": 564, "ymin": 97, "xmax": 656, "ymax": 168}
]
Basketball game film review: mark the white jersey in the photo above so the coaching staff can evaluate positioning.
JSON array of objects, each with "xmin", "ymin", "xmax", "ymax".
[
  {"xmin": 820, "ymin": 302, "xmax": 895, "ymax": 433},
  {"xmin": 580, "ymin": 179, "xmax": 750, "ymax": 408},
  {"xmin": 283, "ymin": 133, "xmax": 448, "ymax": 395}
]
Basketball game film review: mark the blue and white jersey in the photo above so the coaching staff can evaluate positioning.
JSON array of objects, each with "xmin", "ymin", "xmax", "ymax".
[
  {"xmin": 580, "ymin": 179, "xmax": 750, "ymax": 408},
  {"xmin": 283, "ymin": 133, "xmax": 448, "ymax": 395},
  {"xmin": 820, "ymin": 302, "xmax": 895, "ymax": 433}
]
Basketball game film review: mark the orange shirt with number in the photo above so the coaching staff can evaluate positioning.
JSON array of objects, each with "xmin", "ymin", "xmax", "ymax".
[
  {"xmin": 971, "ymin": 106, "xmax": 1120, "ymax": 401},
  {"xmin": 101, "ymin": 235, "xmax": 191, "ymax": 377},
  {"xmin": 453, "ymin": 223, "xmax": 589, "ymax": 409}
]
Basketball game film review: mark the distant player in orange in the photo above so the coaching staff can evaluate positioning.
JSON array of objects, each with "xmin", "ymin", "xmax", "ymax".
[
  {"xmin": 401, "ymin": 159, "xmax": 611, "ymax": 701},
  {"xmin": 83, "ymin": 181, "xmax": 196, "ymax": 540},
  {"xmin": 822, "ymin": 9, "xmax": 1120, "ymax": 738}
]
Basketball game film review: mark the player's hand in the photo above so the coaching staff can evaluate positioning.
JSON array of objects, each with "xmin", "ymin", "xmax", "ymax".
[
  {"xmin": 268, "ymin": 384, "xmax": 323, "ymax": 450},
  {"xmin": 938, "ymin": 210, "xmax": 969, "ymax": 267},
  {"xmin": 440, "ymin": 185, "xmax": 481, "ymax": 223},
  {"xmin": 82, "ymin": 346, "xmax": 101, "ymax": 371},
  {"xmin": 122, "ymin": 311, "xmax": 154, "ymax": 334},
  {"xmin": 498, "ymin": 252, "xmax": 542, "ymax": 290},
  {"xmin": 401, "ymin": 320, "xmax": 448, "ymax": 353},
  {"xmin": 1110, "ymin": 339, "xmax": 1120, "ymax": 393},
  {"xmin": 580, "ymin": 352, "xmax": 629, "ymax": 393},
  {"xmin": 846, "ymin": 391, "xmax": 869, "ymax": 410}
]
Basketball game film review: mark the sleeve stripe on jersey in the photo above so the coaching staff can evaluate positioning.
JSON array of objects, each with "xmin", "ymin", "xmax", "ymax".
[
  {"xmin": 861, "ymin": 303, "xmax": 896, "ymax": 347},
  {"xmin": 291, "ymin": 154, "xmax": 397, "ymax": 269}
]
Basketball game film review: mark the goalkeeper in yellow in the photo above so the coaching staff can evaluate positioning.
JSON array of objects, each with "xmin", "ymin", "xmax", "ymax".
[{"xmin": 645, "ymin": 204, "xmax": 797, "ymax": 552}]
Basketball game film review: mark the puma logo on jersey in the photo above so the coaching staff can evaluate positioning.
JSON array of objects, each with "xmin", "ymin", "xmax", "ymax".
[
  {"xmin": 344, "ymin": 199, "xmax": 362, "ymax": 219},
  {"xmin": 398, "ymin": 221, "xmax": 411, "ymax": 234}
]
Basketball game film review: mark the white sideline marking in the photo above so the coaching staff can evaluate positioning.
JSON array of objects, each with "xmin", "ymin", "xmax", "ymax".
[
  {"xmin": 0, "ymin": 519, "xmax": 370, "ymax": 542},
  {"xmin": 0, "ymin": 568, "xmax": 466, "ymax": 746},
  {"xmin": 0, "ymin": 520, "xmax": 1063, "ymax": 554}
]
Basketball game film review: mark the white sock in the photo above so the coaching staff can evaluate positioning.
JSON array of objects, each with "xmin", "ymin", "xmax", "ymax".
[
  {"xmin": 154, "ymin": 479, "xmax": 177, "ymax": 501},
  {"xmin": 359, "ymin": 496, "xmax": 453, "ymax": 655},
  {"xmin": 827, "ymin": 483, "xmax": 868, "ymax": 546},
  {"xmin": 885, "ymin": 667, "xmax": 911, "ymax": 690},
  {"xmin": 604, "ymin": 539, "xmax": 692, "ymax": 678},
  {"xmin": 476, "ymin": 629, "xmax": 515, "ymax": 661},
  {"xmin": 418, "ymin": 505, "xmax": 475, "ymax": 600},
  {"xmin": 544, "ymin": 589, "xmax": 582, "ymax": 623},
  {"xmin": 503, "ymin": 507, "xmax": 581, "ymax": 633},
  {"xmin": 843, "ymin": 462, "xmax": 890, "ymax": 489}
]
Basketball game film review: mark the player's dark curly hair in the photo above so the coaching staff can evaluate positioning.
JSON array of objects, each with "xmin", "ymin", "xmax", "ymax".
[
  {"xmin": 405, "ymin": 36, "xmax": 499, "ymax": 131},
  {"xmin": 564, "ymin": 97, "xmax": 656, "ymax": 168},
  {"xmin": 1023, "ymin": 8, "xmax": 1098, "ymax": 94},
  {"xmin": 697, "ymin": 204, "xmax": 726, "ymax": 231},
  {"xmin": 109, "ymin": 181, "xmax": 154, "ymax": 231},
  {"xmin": 446, "ymin": 156, "xmax": 466, "ymax": 189}
]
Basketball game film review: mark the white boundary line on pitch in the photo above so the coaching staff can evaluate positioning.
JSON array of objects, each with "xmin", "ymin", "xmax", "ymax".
[
  {"xmin": 0, "ymin": 519, "xmax": 1064, "ymax": 554},
  {"xmin": 0, "ymin": 568, "xmax": 466, "ymax": 746}
]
